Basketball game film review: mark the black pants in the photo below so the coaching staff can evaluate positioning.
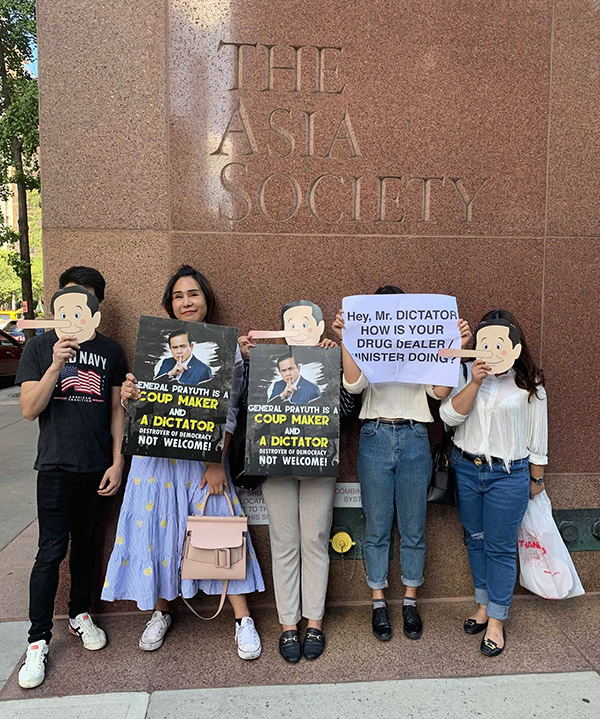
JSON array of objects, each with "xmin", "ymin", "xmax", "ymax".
[{"xmin": 29, "ymin": 469, "xmax": 104, "ymax": 643}]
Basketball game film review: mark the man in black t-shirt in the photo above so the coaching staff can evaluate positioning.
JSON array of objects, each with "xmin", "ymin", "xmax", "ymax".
[{"xmin": 15, "ymin": 267, "xmax": 127, "ymax": 690}]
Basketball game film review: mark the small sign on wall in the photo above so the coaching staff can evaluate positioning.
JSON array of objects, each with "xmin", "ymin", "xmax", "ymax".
[{"xmin": 237, "ymin": 482, "xmax": 362, "ymax": 525}]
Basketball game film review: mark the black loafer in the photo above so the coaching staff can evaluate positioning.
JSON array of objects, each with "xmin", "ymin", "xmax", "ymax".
[
  {"xmin": 303, "ymin": 628, "xmax": 325, "ymax": 660},
  {"xmin": 372, "ymin": 605, "xmax": 393, "ymax": 641},
  {"xmin": 402, "ymin": 605, "xmax": 423, "ymax": 640},
  {"xmin": 279, "ymin": 630, "xmax": 301, "ymax": 663},
  {"xmin": 464, "ymin": 618, "xmax": 489, "ymax": 635},
  {"xmin": 480, "ymin": 629, "xmax": 506, "ymax": 657}
]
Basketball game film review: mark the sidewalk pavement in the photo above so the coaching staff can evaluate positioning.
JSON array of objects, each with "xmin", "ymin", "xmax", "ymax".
[
  {"xmin": 0, "ymin": 672, "xmax": 599, "ymax": 718},
  {"xmin": 0, "ymin": 384, "xmax": 37, "ymax": 551}
]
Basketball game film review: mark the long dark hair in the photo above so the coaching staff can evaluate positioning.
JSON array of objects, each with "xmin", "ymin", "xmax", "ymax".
[
  {"xmin": 162, "ymin": 265, "xmax": 216, "ymax": 323},
  {"xmin": 375, "ymin": 285, "xmax": 405, "ymax": 295},
  {"xmin": 477, "ymin": 309, "xmax": 544, "ymax": 400}
]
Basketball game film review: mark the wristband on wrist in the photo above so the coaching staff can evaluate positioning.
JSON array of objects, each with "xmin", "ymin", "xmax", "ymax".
[{"xmin": 530, "ymin": 477, "xmax": 545, "ymax": 485}]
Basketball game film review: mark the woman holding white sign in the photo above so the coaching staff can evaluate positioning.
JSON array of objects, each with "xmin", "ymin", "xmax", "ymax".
[
  {"xmin": 333, "ymin": 286, "xmax": 471, "ymax": 643},
  {"xmin": 439, "ymin": 309, "xmax": 547, "ymax": 657},
  {"xmin": 102, "ymin": 265, "xmax": 265, "ymax": 660}
]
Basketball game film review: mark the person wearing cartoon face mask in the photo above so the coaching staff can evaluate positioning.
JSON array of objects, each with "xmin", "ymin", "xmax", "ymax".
[
  {"xmin": 15, "ymin": 267, "xmax": 128, "ymax": 689},
  {"xmin": 239, "ymin": 299, "xmax": 340, "ymax": 664},
  {"xmin": 440, "ymin": 309, "xmax": 548, "ymax": 657}
]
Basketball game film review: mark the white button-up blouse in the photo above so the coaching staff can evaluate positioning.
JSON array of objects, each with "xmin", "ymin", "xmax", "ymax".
[{"xmin": 439, "ymin": 364, "xmax": 548, "ymax": 470}]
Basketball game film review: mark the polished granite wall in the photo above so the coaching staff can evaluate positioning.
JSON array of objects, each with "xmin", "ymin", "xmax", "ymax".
[{"xmin": 37, "ymin": 0, "xmax": 599, "ymax": 607}]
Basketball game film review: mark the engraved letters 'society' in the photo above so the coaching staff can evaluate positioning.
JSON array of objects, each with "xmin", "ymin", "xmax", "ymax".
[{"xmin": 210, "ymin": 42, "xmax": 490, "ymax": 225}]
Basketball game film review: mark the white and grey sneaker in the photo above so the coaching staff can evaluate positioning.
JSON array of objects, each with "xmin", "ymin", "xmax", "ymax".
[
  {"xmin": 139, "ymin": 611, "xmax": 172, "ymax": 651},
  {"xmin": 18, "ymin": 640, "xmax": 49, "ymax": 689},
  {"xmin": 68, "ymin": 613, "xmax": 107, "ymax": 650},
  {"xmin": 235, "ymin": 616, "xmax": 262, "ymax": 660}
]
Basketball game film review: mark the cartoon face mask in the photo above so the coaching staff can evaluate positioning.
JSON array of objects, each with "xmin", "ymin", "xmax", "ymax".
[
  {"xmin": 281, "ymin": 301, "xmax": 325, "ymax": 346},
  {"xmin": 49, "ymin": 285, "xmax": 101, "ymax": 342},
  {"xmin": 474, "ymin": 321, "xmax": 521, "ymax": 375},
  {"xmin": 248, "ymin": 300, "xmax": 326, "ymax": 346}
]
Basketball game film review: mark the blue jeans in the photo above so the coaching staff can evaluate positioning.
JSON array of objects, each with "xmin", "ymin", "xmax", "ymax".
[
  {"xmin": 451, "ymin": 447, "xmax": 530, "ymax": 621},
  {"xmin": 357, "ymin": 420, "xmax": 432, "ymax": 590}
]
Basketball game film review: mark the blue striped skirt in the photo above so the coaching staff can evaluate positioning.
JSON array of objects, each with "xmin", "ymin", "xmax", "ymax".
[{"xmin": 101, "ymin": 455, "xmax": 265, "ymax": 611}]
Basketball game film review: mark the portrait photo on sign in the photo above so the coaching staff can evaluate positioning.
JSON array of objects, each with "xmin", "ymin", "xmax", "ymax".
[
  {"xmin": 245, "ymin": 345, "xmax": 340, "ymax": 478},
  {"xmin": 122, "ymin": 315, "xmax": 239, "ymax": 463},
  {"xmin": 267, "ymin": 352, "xmax": 324, "ymax": 406},
  {"xmin": 153, "ymin": 328, "xmax": 217, "ymax": 387}
]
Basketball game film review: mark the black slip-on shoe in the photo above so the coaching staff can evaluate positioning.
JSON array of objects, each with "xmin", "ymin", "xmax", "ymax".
[
  {"xmin": 302, "ymin": 628, "xmax": 325, "ymax": 660},
  {"xmin": 463, "ymin": 618, "xmax": 489, "ymax": 635},
  {"xmin": 279, "ymin": 630, "xmax": 302, "ymax": 663},
  {"xmin": 480, "ymin": 629, "xmax": 506, "ymax": 657},
  {"xmin": 402, "ymin": 605, "xmax": 423, "ymax": 640},
  {"xmin": 372, "ymin": 605, "xmax": 393, "ymax": 641}
]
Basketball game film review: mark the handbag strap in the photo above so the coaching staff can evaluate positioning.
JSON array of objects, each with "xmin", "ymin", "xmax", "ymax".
[
  {"xmin": 180, "ymin": 580, "xmax": 229, "ymax": 621},
  {"xmin": 199, "ymin": 489, "xmax": 235, "ymax": 517}
]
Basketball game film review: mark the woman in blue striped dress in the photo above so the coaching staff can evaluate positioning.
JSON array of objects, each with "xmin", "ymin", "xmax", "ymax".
[{"xmin": 102, "ymin": 265, "xmax": 264, "ymax": 659}]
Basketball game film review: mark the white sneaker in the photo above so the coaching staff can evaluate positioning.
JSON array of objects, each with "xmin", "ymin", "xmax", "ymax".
[
  {"xmin": 235, "ymin": 616, "xmax": 261, "ymax": 660},
  {"xmin": 68, "ymin": 613, "xmax": 107, "ymax": 650},
  {"xmin": 139, "ymin": 611, "xmax": 172, "ymax": 651},
  {"xmin": 18, "ymin": 640, "xmax": 49, "ymax": 689}
]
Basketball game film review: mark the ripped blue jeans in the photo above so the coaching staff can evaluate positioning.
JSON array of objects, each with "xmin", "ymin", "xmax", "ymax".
[{"xmin": 451, "ymin": 447, "xmax": 530, "ymax": 621}]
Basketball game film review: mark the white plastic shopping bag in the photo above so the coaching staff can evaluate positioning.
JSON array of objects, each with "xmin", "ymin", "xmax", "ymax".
[{"xmin": 518, "ymin": 490, "xmax": 585, "ymax": 600}]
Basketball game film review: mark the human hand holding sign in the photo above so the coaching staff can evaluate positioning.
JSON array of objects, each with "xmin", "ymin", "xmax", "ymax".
[
  {"xmin": 332, "ymin": 308, "xmax": 344, "ymax": 341},
  {"xmin": 120, "ymin": 372, "xmax": 140, "ymax": 407}
]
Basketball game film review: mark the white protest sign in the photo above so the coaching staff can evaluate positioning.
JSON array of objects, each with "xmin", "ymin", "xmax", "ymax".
[{"xmin": 342, "ymin": 294, "xmax": 461, "ymax": 386}]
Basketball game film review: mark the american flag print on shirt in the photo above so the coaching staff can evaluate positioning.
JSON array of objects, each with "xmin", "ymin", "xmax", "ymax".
[{"xmin": 60, "ymin": 364, "xmax": 102, "ymax": 396}]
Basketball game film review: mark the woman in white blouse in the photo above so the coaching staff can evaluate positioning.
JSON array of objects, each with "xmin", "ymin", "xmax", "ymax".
[{"xmin": 439, "ymin": 309, "xmax": 547, "ymax": 657}]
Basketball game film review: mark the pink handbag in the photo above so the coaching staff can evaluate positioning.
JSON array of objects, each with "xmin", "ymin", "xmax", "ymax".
[{"xmin": 180, "ymin": 491, "xmax": 247, "ymax": 620}]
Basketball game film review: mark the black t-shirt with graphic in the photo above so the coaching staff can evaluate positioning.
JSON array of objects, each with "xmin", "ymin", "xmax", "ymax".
[{"xmin": 16, "ymin": 331, "xmax": 128, "ymax": 473}]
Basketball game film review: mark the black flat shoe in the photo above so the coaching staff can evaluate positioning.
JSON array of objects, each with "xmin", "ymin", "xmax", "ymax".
[
  {"xmin": 480, "ymin": 629, "xmax": 506, "ymax": 657},
  {"xmin": 372, "ymin": 605, "xmax": 393, "ymax": 641},
  {"xmin": 464, "ymin": 618, "xmax": 489, "ymax": 635},
  {"xmin": 279, "ymin": 630, "xmax": 301, "ymax": 663},
  {"xmin": 402, "ymin": 605, "xmax": 423, "ymax": 640},
  {"xmin": 303, "ymin": 628, "xmax": 325, "ymax": 660},
  {"xmin": 373, "ymin": 606, "xmax": 394, "ymax": 642}
]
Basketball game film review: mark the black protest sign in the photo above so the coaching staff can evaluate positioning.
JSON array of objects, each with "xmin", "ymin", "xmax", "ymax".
[
  {"xmin": 122, "ymin": 315, "xmax": 239, "ymax": 462},
  {"xmin": 245, "ymin": 345, "xmax": 340, "ymax": 477}
]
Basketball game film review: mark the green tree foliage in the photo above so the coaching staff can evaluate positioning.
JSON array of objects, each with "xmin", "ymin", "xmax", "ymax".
[
  {"xmin": 0, "ymin": 0, "xmax": 39, "ymax": 319},
  {"xmin": 0, "ymin": 188, "xmax": 41, "ymax": 307}
]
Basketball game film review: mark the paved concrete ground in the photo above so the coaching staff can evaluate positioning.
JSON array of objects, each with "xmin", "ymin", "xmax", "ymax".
[
  {"xmin": 0, "ymin": 384, "xmax": 37, "ymax": 551},
  {"xmin": 0, "ymin": 672, "xmax": 598, "ymax": 719},
  {"xmin": 0, "ymin": 621, "xmax": 28, "ymax": 692}
]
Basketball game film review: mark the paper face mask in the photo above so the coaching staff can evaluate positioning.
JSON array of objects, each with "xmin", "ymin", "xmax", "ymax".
[
  {"xmin": 248, "ymin": 300, "xmax": 325, "ymax": 346},
  {"xmin": 474, "ymin": 320, "xmax": 521, "ymax": 374},
  {"xmin": 17, "ymin": 285, "xmax": 101, "ymax": 343},
  {"xmin": 438, "ymin": 318, "xmax": 521, "ymax": 375}
]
